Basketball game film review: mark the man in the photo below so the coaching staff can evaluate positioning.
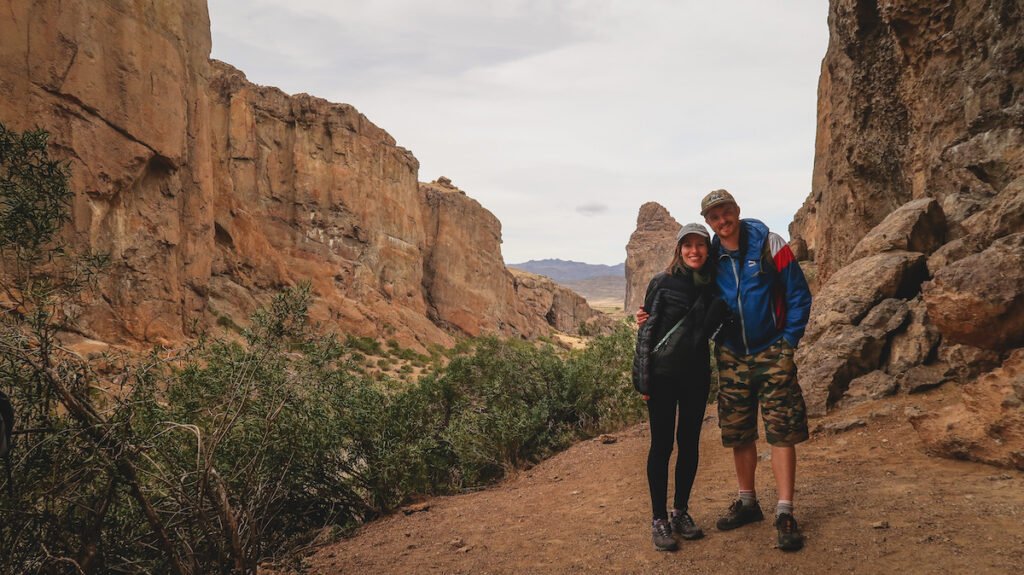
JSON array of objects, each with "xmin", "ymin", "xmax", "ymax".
[{"xmin": 701, "ymin": 189, "xmax": 812, "ymax": 552}]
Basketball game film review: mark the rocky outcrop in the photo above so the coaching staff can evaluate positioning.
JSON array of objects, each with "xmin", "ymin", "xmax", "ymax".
[
  {"xmin": 0, "ymin": 1, "xmax": 603, "ymax": 349},
  {"xmin": 802, "ymin": 251, "xmax": 926, "ymax": 344},
  {"xmin": 787, "ymin": 1, "xmax": 1024, "ymax": 471},
  {"xmin": 790, "ymin": 0, "xmax": 1024, "ymax": 284},
  {"xmin": 921, "ymin": 233, "xmax": 1024, "ymax": 351},
  {"xmin": 912, "ymin": 349, "xmax": 1024, "ymax": 471},
  {"xmin": 510, "ymin": 270, "xmax": 614, "ymax": 336},
  {"xmin": 624, "ymin": 203, "xmax": 680, "ymax": 313},
  {"xmin": 847, "ymin": 198, "xmax": 946, "ymax": 262}
]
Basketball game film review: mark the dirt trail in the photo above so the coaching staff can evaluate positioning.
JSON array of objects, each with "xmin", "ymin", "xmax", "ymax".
[{"xmin": 301, "ymin": 386, "xmax": 1024, "ymax": 574}]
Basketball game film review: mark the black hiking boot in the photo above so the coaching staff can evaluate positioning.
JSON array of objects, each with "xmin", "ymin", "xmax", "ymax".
[
  {"xmin": 651, "ymin": 518, "xmax": 678, "ymax": 551},
  {"xmin": 670, "ymin": 510, "xmax": 704, "ymax": 540},
  {"xmin": 715, "ymin": 499, "xmax": 765, "ymax": 531},
  {"xmin": 775, "ymin": 512, "xmax": 805, "ymax": 551}
]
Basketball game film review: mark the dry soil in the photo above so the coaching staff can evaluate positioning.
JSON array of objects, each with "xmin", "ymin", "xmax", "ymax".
[{"xmin": 299, "ymin": 385, "xmax": 1024, "ymax": 575}]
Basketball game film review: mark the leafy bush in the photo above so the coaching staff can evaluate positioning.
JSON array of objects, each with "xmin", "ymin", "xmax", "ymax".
[{"xmin": 0, "ymin": 123, "xmax": 645, "ymax": 573}]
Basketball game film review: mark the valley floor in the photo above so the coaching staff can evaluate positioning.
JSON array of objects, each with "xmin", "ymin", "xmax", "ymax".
[{"xmin": 297, "ymin": 385, "xmax": 1024, "ymax": 575}]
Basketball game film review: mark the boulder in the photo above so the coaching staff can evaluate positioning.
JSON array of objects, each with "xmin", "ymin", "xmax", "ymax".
[
  {"xmin": 623, "ymin": 203, "xmax": 681, "ymax": 313},
  {"xmin": 885, "ymin": 296, "xmax": 940, "ymax": 376},
  {"xmin": 858, "ymin": 298, "xmax": 910, "ymax": 335},
  {"xmin": 848, "ymin": 198, "xmax": 946, "ymax": 262},
  {"xmin": 838, "ymin": 370, "xmax": 898, "ymax": 409},
  {"xmin": 922, "ymin": 233, "xmax": 1024, "ymax": 350},
  {"xmin": 911, "ymin": 348, "xmax": 1024, "ymax": 471},
  {"xmin": 803, "ymin": 251, "xmax": 927, "ymax": 345},
  {"xmin": 938, "ymin": 342, "xmax": 1002, "ymax": 384},
  {"xmin": 797, "ymin": 323, "xmax": 887, "ymax": 418},
  {"xmin": 926, "ymin": 234, "xmax": 987, "ymax": 272},
  {"xmin": 798, "ymin": 295, "xmax": 922, "ymax": 416},
  {"xmin": 959, "ymin": 176, "xmax": 1024, "ymax": 241},
  {"xmin": 901, "ymin": 363, "xmax": 951, "ymax": 395}
]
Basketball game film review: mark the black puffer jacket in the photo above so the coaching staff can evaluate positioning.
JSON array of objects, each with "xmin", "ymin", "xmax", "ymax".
[{"xmin": 632, "ymin": 266, "xmax": 728, "ymax": 396}]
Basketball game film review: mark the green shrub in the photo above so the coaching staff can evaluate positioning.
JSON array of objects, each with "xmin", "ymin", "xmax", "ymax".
[{"xmin": 0, "ymin": 122, "xmax": 646, "ymax": 572}]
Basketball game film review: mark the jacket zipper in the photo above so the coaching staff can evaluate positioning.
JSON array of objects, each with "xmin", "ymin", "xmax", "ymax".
[{"xmin": 729, "ymin": 254, "xmax": 749, "ymax": 354}]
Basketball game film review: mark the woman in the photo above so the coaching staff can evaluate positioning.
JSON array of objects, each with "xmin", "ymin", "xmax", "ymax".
[{"xmin": 632, "ymin": 222, "xmax": 725, "ymax": 552}]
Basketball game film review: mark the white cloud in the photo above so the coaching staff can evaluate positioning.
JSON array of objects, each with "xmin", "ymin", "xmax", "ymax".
[{"xmin": 209, "ymin": 0, "xmax": 829, "ymax": 264}]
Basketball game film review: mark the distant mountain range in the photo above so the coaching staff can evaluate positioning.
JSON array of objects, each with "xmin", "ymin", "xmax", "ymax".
[{"xmin": 507, "ymin": 259, "xmax": 625, "ymax": 283}]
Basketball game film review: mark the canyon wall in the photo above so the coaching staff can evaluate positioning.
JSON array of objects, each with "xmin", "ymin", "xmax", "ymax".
[
  {"xmin": 791, "ymin": 0, "xmax": 1022, "ymax": 282},
  {"xmin": 0, "ymin": 0, "xmax": 601, "ymax": 349},
  {"xmin": 792, "ymin": 0, "xmax": 1023, "ymax": 470}
]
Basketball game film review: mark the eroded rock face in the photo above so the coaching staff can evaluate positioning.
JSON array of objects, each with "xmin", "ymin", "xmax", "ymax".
[
  {"xmin": 0, "ymin": 0, "xmax": 215, "ymax": 345},
  {"xmin": 790, "ymin": 0, "xmax": 1024, "ymax": 283},
  {"xmin": 510, "ymin": 270, "xmax": 613, "ymax": 336},
  {"xmin": 802, "ymin": 251, "xmax": 926, "ymax": 344},
  {"xmin": 847, "ymin": 198, "xmax": 946, "ymax": 262},
  {"xmin": 624, "ymin": 203, "xmax": 680, "ymax": 313},
  {"xmin": 922, "ymin": 233, "xmax": 1024, "ymax": 351},
  {"xmin": 912, "ymin": 349, "xmax": 1024, "ymax": 471},
  {"xmin": 885, "ymin": 296, "xmax": 941, "ymax": 377},
  {"xmin": 0, "ymin": 2, "xmax": 602, "ymax": 348}
]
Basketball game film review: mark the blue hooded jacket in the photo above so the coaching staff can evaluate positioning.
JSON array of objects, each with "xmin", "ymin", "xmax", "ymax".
[{"xmin": 711, "ymin": 219, "xmax": 812, "ymax": 355}]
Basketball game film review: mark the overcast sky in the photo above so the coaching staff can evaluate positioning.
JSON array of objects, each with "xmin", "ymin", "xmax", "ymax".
[{"xmin": 208, "ymin": 0, "xmax": 830, "ymax": 265}]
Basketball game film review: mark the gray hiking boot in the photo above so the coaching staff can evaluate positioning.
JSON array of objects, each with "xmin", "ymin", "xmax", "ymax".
[
  {"xmin": 670, "ymin": 510, "xmax": 704, "ymax": 540},
  {"xmin": 651, "ymin": 518, "xmax": 678, "ymax": 551},
  {"xmin": 775, "ymin": 512, "xmax": 805, "ymax": 551},
  {"xmin": 715, "ymin": 499, "xmax": 765, "ymax": 531}
]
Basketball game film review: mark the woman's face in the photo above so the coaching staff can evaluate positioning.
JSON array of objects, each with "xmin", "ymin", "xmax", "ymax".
[{"xmin": 679, "ymin": 234, "xmax": 709, "ymax": 269}]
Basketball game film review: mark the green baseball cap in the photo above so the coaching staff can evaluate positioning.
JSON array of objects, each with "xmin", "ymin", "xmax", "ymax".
[{"xmin": 700, "ymin": 189, "xmax": 737, "ymax": 216}]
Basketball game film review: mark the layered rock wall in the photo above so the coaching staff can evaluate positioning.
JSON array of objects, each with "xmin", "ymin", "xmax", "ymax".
[
  {"xmin": 0, "ymin": 0, "xmax": 216, "ymax": 344},
  {"xmin": 791, "ymin": 0, "xmax": 1023, "ymax": 283},
  {"xmin": 792, "ymin": 0, "xmax": 1023, "ymax": 470},
  {"xmin": 0, "ymin": 1, "xmax": 602, "ymax": 348}
]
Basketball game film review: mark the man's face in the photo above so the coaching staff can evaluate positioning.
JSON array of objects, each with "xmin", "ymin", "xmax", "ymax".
[{"xmin": 704, "ymin": 202, "xmax": 741, "ymax": 242}]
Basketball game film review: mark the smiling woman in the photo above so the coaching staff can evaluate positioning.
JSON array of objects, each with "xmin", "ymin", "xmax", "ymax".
[
  {"xmin": 630, "ymin": 221, "xmax": 728, "ymax": 550},
  {"xmin": 206, "ymin": 0, "xmax": 829, "ymax": 265}
]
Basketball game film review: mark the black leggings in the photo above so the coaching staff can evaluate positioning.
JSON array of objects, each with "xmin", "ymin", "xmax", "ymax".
[{"xmin": 646, "ymin": 380, "xmax": 709, "ymax": 520}]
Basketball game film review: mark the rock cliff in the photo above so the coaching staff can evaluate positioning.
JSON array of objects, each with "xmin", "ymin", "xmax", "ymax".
[
  {"xmin": 623, "ymin": 202, "xmax": 680, "ymax": 313},
  {"xmin": 0, "ymin": 1, "xmax": 603, "ymax": 348},
  {"xmin": 791, "ymin": 0, "xmax": 1023, "ymax": 470},
  {"xmin": 790, "ymin": 0, "xmax": 1023, "ymax": 283}
]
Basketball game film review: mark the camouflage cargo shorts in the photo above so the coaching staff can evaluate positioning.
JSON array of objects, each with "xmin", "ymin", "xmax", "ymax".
[{"xmin": 716, "ymin": 339, "xmax": 809, "ymax": 447}]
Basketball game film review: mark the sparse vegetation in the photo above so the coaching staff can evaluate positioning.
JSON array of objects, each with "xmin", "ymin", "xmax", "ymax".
[{"xmin": 0, "ymin": 124, "xmax": 645, "ymax": 573}]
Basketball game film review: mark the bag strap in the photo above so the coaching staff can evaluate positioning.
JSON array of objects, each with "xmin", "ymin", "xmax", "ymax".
[{"xmin": 652, "ymin": 292, "xmax": 707, "ymax": 355}]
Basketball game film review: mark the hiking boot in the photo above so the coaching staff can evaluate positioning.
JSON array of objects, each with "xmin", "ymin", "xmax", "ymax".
[
  {"xmin": 670, "ymin": 510, "xmax": 704, "ymax": 540},
  {"xmin": 775, "ymin": 512, "xmax": 804, "ymax": 551},
  {"xmin": 651, "ymin": 518, "xmax": 678, "ymax": 551},
  {"xmin": 715, "ymin": 499, "xmax": 765, "ymax": 531}
]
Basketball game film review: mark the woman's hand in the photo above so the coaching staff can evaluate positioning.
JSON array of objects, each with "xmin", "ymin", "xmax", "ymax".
[{"xmin": 636, "ymin": 307, "xmax": 650, "ymax": 326}]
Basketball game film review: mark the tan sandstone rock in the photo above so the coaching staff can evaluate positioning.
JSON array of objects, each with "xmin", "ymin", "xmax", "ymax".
[
  {"xmin": 0, "ymin": 3, "xmax": 606, "ymax": 349},
  {"xmin": 912, "ymin": 349, "xmax": 1024, "ymax": 471},
  {"xmin": 847, "ymin": 198, "xmax": 946, "ymax": 262},
  {"xmin": 922, "ymin": 233, "xmax": 1024, "ymax": 351},
  {"xmin": 802, "ymin": 251, "xmax": 926, "ymax": 345},
  {"xmin": 885, "ymin": 296, "xmax": 941, "ymax": 377},
  {"xmin": 789, "ymin": 0, "xmax": 1024, "ymax": 283},
  {"xmin": 623, "ymin": 203, "xmax": 680, "ymax": 313},
  {"xmin": 510, "ymin": 270, "xmax": 613, "ymax": 336},
  {"xmin": 797, "ymin": 298, "xmax": 911, "ymax": 417}
]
